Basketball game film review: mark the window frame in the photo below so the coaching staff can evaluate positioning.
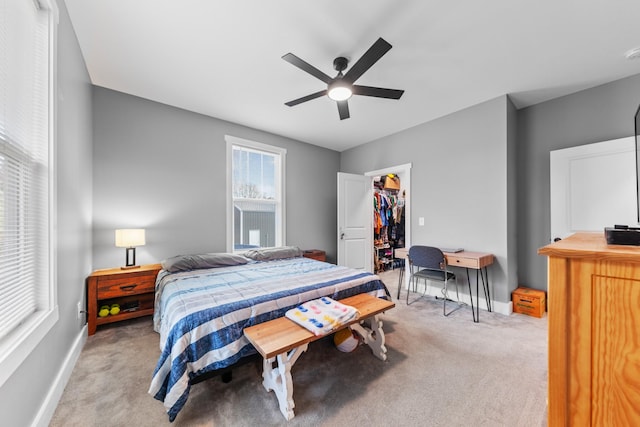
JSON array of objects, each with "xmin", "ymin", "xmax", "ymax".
[
  {"xmin": 226, "ymin": 135, "xmax": 286, "ymax": 253},
  {"xmin": 0, "ymin": 0, "xmax": 59, "ymax": 388}
]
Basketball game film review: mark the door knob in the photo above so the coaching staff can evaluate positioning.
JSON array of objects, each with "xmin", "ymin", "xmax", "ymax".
[{"xmin": 340, "ymin": 233, "xmax": 345, "ymax": 240}]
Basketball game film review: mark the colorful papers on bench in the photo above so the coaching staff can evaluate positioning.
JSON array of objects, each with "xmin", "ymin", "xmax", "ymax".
[{"xmin": 285, "ymin": 297, "xmax": 360, "ymax": 336}]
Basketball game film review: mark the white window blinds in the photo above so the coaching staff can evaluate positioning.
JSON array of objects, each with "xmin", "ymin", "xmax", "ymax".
[{"xmin": 0, "ymin": 0, "xmax": 52, "ymax": 341}]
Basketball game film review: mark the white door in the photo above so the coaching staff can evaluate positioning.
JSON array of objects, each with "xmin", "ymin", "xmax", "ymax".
[
  {"xmin": 337, "ymin": 172, "xmax": 373, "ymax": 271},
  {"xmin": 550, "ymin": 137, "xmax": 637, "ymax": 241}
]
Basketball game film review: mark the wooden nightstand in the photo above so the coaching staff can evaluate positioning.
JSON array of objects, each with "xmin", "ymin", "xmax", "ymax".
[
  {"xmin": 303, "ymin": 249, "xmax": 326, "ymax": 262},
  {"xmin": 86, "ymin": 263, "xmax": 162, "ymax": 335}
]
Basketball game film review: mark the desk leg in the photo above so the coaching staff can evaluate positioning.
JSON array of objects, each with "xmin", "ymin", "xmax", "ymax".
[
  {"xmin": 475, "ymin": 269, "xmax": 480, "ymax": 322},
  {"xmin": 465, "ymin": 268, "xmax": 478, "ymax": 323},
  {"xmin": 480, "ymin": 267, "xmax": 492, "ymax": 312},
  {"xmin": 466, "ymin": 267, "xmax": 493, "ymax": 322},
  {"xmin": 396, "ymin": 262, "xmax": 405, "ymax": 300},
  {"xmin": 262, "ymin": 343, "xmax": 309, "ymax": 421}
]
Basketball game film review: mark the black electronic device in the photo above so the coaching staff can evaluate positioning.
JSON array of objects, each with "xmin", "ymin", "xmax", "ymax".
[
  {"xmin": 605, "ymin": 225, "xmax": 640, "ymax": 246},
  {"xmin": 604, "ymin": 104, "xmax": 640, "ymax": 246}
]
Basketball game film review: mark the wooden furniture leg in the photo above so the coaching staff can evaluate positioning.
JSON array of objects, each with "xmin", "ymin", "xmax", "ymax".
[
  {"xmin": 244, "ymin": 294, "xmax": 395, "ymax": 420},
  {"xmin": 350, "ymin": 314, "xmax": 388, "ymax": 361},
  {"xmin": 262, "ymin": 343, "xmax": 309, "ymax": 420}
]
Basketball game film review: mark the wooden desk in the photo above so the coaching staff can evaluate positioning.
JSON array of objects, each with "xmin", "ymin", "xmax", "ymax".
[
  {"xmin": 395, "ymin": 247, "xmax": 494, "ymax": 322},
  {"xmin": 445, "ymin": 251, "xmax": 494, "ymax": 322}
]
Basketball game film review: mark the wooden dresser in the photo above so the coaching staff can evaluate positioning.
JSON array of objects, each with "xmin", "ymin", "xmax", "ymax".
[{"xmin": 538, "ymin": 232, "xmax": 640, "ymax": 425}]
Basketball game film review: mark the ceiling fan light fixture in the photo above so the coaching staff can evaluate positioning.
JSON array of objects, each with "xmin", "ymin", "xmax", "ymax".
[
  {"xmin": 327, "ymin": 81, "xmax": 352, "ymax": 101},
  {"xmin": 282, "ymin": 38, "xmax": 402, "ymax": 119}
]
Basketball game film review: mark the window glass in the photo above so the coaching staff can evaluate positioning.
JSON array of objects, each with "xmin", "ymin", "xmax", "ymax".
[{"xmin": 227, "ymin": 137, "xmax": 285, "ymax": 252}]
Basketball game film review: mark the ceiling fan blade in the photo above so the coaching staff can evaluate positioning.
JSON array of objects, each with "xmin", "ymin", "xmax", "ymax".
[
  {"xmin": 343, "ymin": 38, "xmax": 392, "ymax": 84},
  {"xmin": 282, "ymin": 53, "xmax": 333, "ymax": 84},
  {"xmin": 337, "ymin": 100, "xmax": 350, "ymax": 120},
  {"xmin": 285, "ymin": 90, "xmax": 327, "ymax": 107},
  {"xmin": 352, "ymin": 85, "xmax": 404, "ymax": 99}
]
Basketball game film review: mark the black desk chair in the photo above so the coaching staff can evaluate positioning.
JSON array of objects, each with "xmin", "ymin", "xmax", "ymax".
[{"xmin": 406, "ymin": 245, "xmax": 461, "ymax": 316}]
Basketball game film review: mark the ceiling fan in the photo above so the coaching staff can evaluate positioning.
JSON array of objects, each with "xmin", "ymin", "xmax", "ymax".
[{"xmin": 282, "ymin": 37, "xmax": 404, "ymax": 120}]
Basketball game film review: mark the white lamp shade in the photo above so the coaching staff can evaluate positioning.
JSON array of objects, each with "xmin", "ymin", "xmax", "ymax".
[{"xmin": 115, "ymin": 229, "xmax": 146, "ymax": 248}]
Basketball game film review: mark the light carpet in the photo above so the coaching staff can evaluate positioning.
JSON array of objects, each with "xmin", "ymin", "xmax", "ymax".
[{"xmin": 50, "ymin": 270, "xmax": 548, "ymax": 427}]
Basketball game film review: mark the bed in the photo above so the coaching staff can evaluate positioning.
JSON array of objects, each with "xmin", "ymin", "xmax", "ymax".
[{"xmin": 147, "ymin": 247, "xmax": 389, "ymax": 421}]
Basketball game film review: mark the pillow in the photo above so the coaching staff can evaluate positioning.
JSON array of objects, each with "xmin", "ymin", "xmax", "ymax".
[
  {"xmin": 242, "ymin": 246, "xmax": 302, "ymax": 261},
  {"xmin": 161, "ymin": 252, "xmax": 248, "ymax": 273}
]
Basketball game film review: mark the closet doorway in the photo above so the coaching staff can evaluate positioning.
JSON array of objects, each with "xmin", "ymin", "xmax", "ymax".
[
  {"xmin": 366, "ymin": 164, "xmax": 411, "ymax": 274},
  {"xmin": 337, "ymin": 163, "xmax": 411, "ymax": 273}
]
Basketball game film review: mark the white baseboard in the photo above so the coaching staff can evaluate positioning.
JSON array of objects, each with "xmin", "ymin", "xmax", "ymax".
[
  {"xmin": 494, "ymin": 300, "xmax": 513, "ymax": 316},
  {"xmin": 32, "ymin": 325, "xmax": 87, "ymax": 427},
  {"xmin": 405, "ymin": 283, "xmax": 513, "ymax": 316}
]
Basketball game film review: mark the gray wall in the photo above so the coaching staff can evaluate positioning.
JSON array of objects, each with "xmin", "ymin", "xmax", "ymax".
[
  {"xmin": 0, "ymin": 1, "xmax": 94, "ymax": 425},
  {"xmin": 92, "ymin": 87, "xmax": 341, "ymax": 269},
  {"xmin": 341, "ymin": 96, "xmax": 518, "ymax": 304},
  {"xmin": 517, "ymin": 73, "xmax": 640, "ymax": 290},
  {"xmin": 6, "ymin": 3, "xmax": 638, "ymax": 421}
]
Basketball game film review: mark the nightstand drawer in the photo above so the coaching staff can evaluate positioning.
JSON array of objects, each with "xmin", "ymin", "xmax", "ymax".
[{"xmin": 97, "ymin": 274, "xmax": 155, "ymax": 299}]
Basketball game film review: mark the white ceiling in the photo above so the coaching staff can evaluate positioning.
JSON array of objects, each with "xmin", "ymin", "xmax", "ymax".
[{"xmin": 65, "ymin": 0, "xmax": 640, "ymax": 152}]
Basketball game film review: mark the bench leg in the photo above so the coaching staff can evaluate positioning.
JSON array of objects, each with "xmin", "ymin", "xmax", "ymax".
[
  {"xmin": 350, "ymin": 313, "xmax": 388, "ymax": 361},
  {"xmin": 262, "ymin": 343, "xmax": 309, "ymax": 420}
]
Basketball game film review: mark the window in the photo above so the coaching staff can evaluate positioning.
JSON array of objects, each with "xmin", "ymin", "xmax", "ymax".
[
  {"xmin": 226, "ymin": 136, "xmax": 286, "ymax": 252},
  {"xmin": 0, "ymin": 0, "xmax": 58, "ymax": 387}
]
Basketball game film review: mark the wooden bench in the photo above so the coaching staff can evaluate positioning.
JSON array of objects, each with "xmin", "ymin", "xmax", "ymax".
[{"xmin": 243, "ymin": 293, "xmax": 395, "ymax": 420}]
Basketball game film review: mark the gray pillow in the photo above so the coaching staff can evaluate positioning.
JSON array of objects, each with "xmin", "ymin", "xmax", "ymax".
[
  {"xmin": 161, "ymin": 252, "xmax": 248, "ymax": 273},
  {"xmin": 242, "ymin": 246, "xmax": 302, "ymax": 261}
]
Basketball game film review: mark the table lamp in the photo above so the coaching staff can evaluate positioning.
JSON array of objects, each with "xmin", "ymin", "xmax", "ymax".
[{"xmin": 115, "ymin": 229, "xmax": 145, "ymax": 269}]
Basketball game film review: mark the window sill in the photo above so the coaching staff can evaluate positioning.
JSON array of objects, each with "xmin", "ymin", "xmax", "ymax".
[{"xmin": 0, "ymin": 306, "xmax": 59, "ymax": 387}]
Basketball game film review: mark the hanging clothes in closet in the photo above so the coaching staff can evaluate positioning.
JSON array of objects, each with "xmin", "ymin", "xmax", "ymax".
[{"xmin": 373, "ymin": 175, "xmax": 405, "ymax": 272}]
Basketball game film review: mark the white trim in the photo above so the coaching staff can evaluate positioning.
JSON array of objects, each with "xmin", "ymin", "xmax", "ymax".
[
  {"xmin": 365, "ymin": 162, "xmax": 412, "ymax": 252},
  {"xmin": 364, "ymin": 163, "xmax": 413, "ymax": 176},
  {"xmin": 48, "ymin": 0, "xmax": 59, "ymax": 341},
  {"xmin": 550, "ymin": 137, "xmax": 636, "ymax": 239},
  {"xmin": 0, "ymin": 308, "xmax": 59, "ymax": 387},
  {"xmin": 0, "ymin": 0, "xmax": 59, "ymax": 389},
  {"xmin": 225, "ymin": 135, "xmax": 287, "ymax": 252},
  {"xmin": 407, "ymin": 282, "xmax": 513, "ymax": 316},
  {"xmin": 226, "ymin": 139, "xmax": 234, "ymax": 252},
  {"xmin": 31, "ymin": 326, "xmax": 87, "ymax": 427}
]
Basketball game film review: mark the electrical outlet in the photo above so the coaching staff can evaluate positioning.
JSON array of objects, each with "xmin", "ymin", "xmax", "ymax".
[
  {"xmin": 419, "ymin": 217, "xmax": 425, "ymax": 226},
  {"xmin": 77, "ymin": 301, "xmax": 83, "ymax": 321}
]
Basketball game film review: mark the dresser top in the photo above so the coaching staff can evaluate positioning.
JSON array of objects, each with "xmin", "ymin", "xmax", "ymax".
[{"xmin": 538, "ymin": 232, "xmax": 640, "ymax": 263}]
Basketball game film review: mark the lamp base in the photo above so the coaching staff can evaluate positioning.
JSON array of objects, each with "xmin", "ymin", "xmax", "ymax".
[{"xmin": 122, "ymin": 247, "xmax": 139, "ymax": 269}]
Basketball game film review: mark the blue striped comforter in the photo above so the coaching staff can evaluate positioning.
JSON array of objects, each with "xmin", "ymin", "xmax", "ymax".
[{"xmin": 148, "ymin": 257, "xmax": 388, "ymax": 421}]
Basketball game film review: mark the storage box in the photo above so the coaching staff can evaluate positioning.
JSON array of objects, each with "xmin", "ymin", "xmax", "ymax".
[
  {"xmin": 512, "ymin": 287, "xmax": 546, "ymax": 318},
  {"xmin": 383, "ymin": 175, "xmax": 400, "ymax": 190}
]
